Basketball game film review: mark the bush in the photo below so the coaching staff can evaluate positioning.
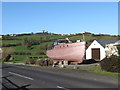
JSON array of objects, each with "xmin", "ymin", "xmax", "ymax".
[
  {"xmin": 48, "ymin": 59, "xmax": 53, "ymax": 66},
  {"xmin": 100, "ymin": 45, "xmax": 120, "ymax": 73},
  {"xmin": 100, "ymin": 55, "xmax": 120, "ymax": 73},
  {"xmin": 25, "ymin": 58, "xmax": 53, "ymax": 66},
  {"xmin": 25, "ymin": 57, "xmax": 36, "ymax": 64},
  {"xmin": 2, "ymin": 48, "xmax": 15, "ymax": 61},
  {"xmin": 35, "ymin": 59, "xmax": 53, "ymax": 66},
  {"xmin": 22, "ymin": 37, "xmax": 40, "ymax": 49},
  {"xmin": 35, "ymin": 59, "xmax": 44, "ymax": 66},
  {"xmin": 46, "ymin": 44, "xmax": 52, "ymax": 50}
]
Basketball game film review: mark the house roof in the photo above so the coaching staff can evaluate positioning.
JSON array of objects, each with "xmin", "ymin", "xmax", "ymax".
[{"xmin": 96, "ymin": 39, "xmax": 119, "ymax": 48}]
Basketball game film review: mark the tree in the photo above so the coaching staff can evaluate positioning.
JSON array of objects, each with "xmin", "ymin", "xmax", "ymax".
[
  {"xmin": 2, "ymin": 48, "xmax": 15, "ymax": 61},
  {"xmin": 21, "ymin": 37, "xmax": 39, "ymax": 49},
  {"xmin": 22, "ymin": 37, "xmax": 32, "ymax": 49}
]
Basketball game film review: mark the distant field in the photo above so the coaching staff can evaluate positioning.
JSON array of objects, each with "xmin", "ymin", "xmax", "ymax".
[
  {"xmin": 2, "ymin": 40, "xmax": 21, "ymax": 45},
  {"xmin": 8, "ymin": 46, "xmax": 32, "ymax": 53},
  {"xmin": 69, "ymin": 35, "xmax": 96, "ymax": 40},
  {"xmin": 14, "ymin": 34, "xmax": 67, "ymax": 40}
]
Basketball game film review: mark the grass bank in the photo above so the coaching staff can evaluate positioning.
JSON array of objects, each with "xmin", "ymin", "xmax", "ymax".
[
  {"xmin": 64, "ymin": 65, "xmax": 119, "ymax": 77},
  {"xmin": 7, "ymin": 55, "xmax": 48, "ymax": 63}
]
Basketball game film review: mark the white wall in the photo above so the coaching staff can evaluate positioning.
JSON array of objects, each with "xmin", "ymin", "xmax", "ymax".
[{"xmin": 86, "ymin": 40, "xmax": 106, "ymax": 60}]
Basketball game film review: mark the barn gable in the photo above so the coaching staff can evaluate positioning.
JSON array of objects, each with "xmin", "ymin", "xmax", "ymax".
[{"xmin": 86, "ymin": 40, "xmax": 105, "ymax": 60}]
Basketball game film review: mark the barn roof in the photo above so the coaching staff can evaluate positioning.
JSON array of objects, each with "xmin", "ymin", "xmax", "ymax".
[{"xmin": 96, "ymin": 39, "xmax": 119, "ymax": 48}]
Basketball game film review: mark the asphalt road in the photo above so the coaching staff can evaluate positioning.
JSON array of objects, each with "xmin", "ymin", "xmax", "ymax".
[{"xmin": 2, "ymin": 63, "xmax": 119, "ymax": 89}]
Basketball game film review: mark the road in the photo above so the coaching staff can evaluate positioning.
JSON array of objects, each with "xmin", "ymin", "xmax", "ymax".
[{"xmin": 2, "ymin": 63, "xmax": 119, "ymax": 89}]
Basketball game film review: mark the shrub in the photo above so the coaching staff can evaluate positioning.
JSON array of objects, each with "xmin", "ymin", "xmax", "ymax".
[
  {"xmin": 100, "ymin": 55, "xmax": 120, "ymax": 73},
  {"xmin": 46, "ymin": 44, "xmax": 52, "ymax": 50},
  {"xmin": 100, "ymin": 45, "xmax": 120, "ymax": 73},
  {"xmin": 35, "ymin": 59, "xmax": 53, "ymax": 66},
  {"xmin": 25, "ymin": 57, "xmax": 36, "ymax": 64},
  {"xmin": 2, "ymin": 48, "xmax": 15, "ymax": 61},
  {"xmin": 21, "ymin": 37, "xmax": 40, "ymax": 49},
  {"xmin": 35, "ymin": 59, "xmax": 44, "ymax": 66},
  {"xmin": 48, "ymin": 59, "xmax": 53, "ymax": 66}
]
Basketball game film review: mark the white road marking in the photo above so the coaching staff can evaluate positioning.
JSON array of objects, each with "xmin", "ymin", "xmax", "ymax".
[
  {"xmin": 57, "ymin": 86, "xmax": 69, "ymax": 90},
  {"xmin": 9, "ymin": 72, "xmax": 34, "ymax": 80}
]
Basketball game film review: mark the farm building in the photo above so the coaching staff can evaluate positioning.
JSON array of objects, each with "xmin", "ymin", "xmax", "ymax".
[{"xmin": 86, "ymin": 40, "xmax": 119, "ymax": 61}]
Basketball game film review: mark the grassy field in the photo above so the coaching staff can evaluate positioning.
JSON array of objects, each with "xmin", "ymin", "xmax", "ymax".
[
  {"xmin": 14, "ymin": 34, "xmax": 67, "ymax": 40},
  {"xmin": 2, "ymin": 40, "xmax": 21, "ymax": 45},
  {"xmin": 9, "ymin": 55, "xmax": 48, "ymax": 63},
  {"xmin": 69, "ymin": 35, "xmax": 96, "ymax": 41},
  {"xmin": 4, "ymin": 46, "xmax": 31, "ymax": 53}
]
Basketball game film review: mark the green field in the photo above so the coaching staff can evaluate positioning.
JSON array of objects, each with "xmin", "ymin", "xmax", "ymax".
[
  {"xmin": 2, "ymin": 40, "xmax": 21, "ymax": 45},
  {"xmin": 14, "ymin": 34, "xmax": 67, "ymax": 40},
  {"xmin": 69, "ymin": 35, "xmax": 96, "ymax": 40},
  {"xmin": 9, "ymin": 55, "xmax": 48, "ymax": 63}
]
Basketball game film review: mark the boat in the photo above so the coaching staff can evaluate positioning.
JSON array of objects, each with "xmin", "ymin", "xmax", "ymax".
[{"xmin": 46, "ymin": 38, "xmax": 86, "ymax": 65}]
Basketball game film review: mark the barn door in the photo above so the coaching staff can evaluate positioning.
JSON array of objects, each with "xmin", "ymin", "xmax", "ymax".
[{"xmin": 92, "ymin": 48, "xmax": 100, "ymax": 60}]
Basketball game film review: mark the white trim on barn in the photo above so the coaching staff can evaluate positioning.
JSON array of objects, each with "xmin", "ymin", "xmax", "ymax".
[{"xmin": 86, "ymin": 40, "xmax": 106, "ymax": 60}]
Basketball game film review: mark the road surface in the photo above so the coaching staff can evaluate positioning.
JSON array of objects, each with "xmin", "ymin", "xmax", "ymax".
[{"xmin": 2, "ymin": 63, "xmax": 119, "ymax": 89}]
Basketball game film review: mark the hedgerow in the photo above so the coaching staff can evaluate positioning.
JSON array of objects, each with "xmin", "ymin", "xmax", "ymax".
[{"xmin": 100, "ymin": 45, "xmax": 120, "ymax": 73}]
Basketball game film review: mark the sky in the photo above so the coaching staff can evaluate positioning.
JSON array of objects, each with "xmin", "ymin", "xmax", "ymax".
[{"xmin": 2, "ymin": 2, "xmax": 118, "ymax": 35}]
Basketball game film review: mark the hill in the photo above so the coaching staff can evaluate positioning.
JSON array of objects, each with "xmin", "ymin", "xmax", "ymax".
[{"xmin": 2, "ymin": 32, "xmax": 118, "ymax": 63}]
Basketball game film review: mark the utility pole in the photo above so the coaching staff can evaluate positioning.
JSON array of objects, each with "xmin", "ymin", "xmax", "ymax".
[{"xmin": 83, "ymin": 33, "xmax": 85, "ymax": 40}]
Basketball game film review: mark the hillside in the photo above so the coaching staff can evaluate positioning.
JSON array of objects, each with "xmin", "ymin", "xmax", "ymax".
[{"xmin": 2, "ymin": 32, "xmax": 118, "ymax": 63}]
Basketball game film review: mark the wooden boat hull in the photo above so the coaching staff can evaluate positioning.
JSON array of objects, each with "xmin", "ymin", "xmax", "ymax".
[{"xmin": 46, "ymin": 41, "xmax": 86, "ymax": 63}]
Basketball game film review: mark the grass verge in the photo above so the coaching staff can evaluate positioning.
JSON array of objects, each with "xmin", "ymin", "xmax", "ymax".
[
  {"xmin": 86, "ymin": 65, "xmax": 119, "ymax": 77},
  {"xmin": 64, "ymin": 65, "xmax": 119, "ymax": 77},
  {"xmin": 5, "ymin": 55, "xmax": 48, "ymax": 63}
]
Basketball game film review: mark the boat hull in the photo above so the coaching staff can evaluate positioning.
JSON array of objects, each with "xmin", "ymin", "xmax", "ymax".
[{"xmin": 46, "ymin": 41, "xmax": 86, "ymax": 63}]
